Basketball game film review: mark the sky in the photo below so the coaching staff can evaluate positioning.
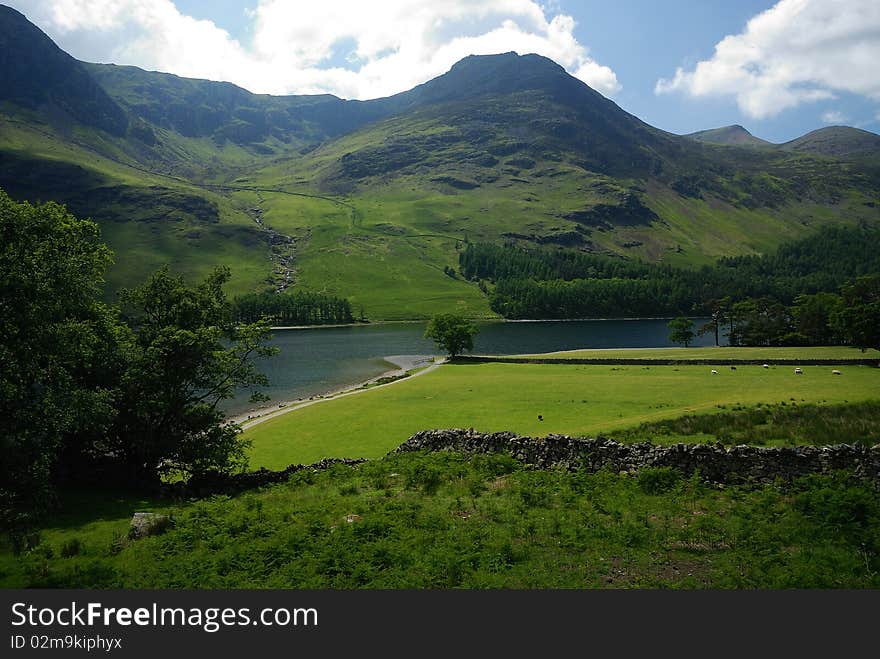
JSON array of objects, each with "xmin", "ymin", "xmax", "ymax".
[{"xmin": 6, "ymin": 0, "xmax": 880, "ymax": 143}]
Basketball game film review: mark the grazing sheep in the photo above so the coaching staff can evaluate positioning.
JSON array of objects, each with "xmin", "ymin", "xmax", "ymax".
[
  {"xmin": 537, "ymin": 414, "xmax": 543, "ymax": 421},
  {"xmin": 730, "ymin": 366, "xmax": 737, "ymax": 371},
  {"xmin": 710, "ymin": 369, "xmax": 718, "ymax": 374},
  {"xmin": 762, "ymin": 364, "xmax": 770, "ymax": 369},
  {"xmin": 794, "ymin": 368, "xmax": 803, "ymax": 374},
  {"xmin": 832, "ymin": 369, "xmax": 842, "ymax": 376}
]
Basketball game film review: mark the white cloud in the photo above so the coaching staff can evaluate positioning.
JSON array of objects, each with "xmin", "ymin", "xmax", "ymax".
[
  {"xmin": 655, "ymin": 0, "xmax": 880, "ymax": 119},
  {"xmin": 820, "ymin": 110, "xmax": 848, "ymax": 124},
  {"xmin": 7, "ymin": 0, "xmax": 620, "ymax": 99}
]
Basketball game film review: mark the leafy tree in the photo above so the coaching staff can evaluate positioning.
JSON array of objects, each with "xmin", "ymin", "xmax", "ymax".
[
  {"xmin": 114, "ymin": 266, "xmax": 278, "ymax": 485},
  {"xmin": 835, "ymin": 275, "xmax": 880, "ymax": 352},
  {"xmin": 424, "ymin": 314, "xmax": 478, "ymax": 359},
  {"xmin": 728, "ymin": 298, "xmax": 793, "ymax": 346},
  {"xmin": 698, "ymin": 297, "xmax": 731, "ymax": 346},
  {"xmin": 234, "ymin": 290, "xmax": 353, "ymax": 325},
  {"xmin": 0, "ymin": 189, "xmax": 282, "ymax": 534},
  {"xmin": 667, "ymin": 317, "xmax": 695, "ymax": 347},
  {"xmin": 792, "ymin": 292, "xmax": 844, "ymax": 345},
  {"xmin": 0, "ymin": 190, "xmax": 120, "ymax": 534}
]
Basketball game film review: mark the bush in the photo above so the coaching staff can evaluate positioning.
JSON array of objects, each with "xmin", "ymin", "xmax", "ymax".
[
  {"xmin": 637, "ymin": 467, "xmax": 682, "ymax": 495},
  {"xmin": 405, "ymin": 463, "xmax": 444, "ymax": 494},
  {"xmin": 60, "ymin": 538, "xmax": 82, "ymax": 558}
]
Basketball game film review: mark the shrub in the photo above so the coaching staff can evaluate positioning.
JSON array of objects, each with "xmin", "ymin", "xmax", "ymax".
[
  {"xmin": 637, "ymin": 467, "xmax": 682, "ymax": 495},
  {"xmin": 405, "ymin": 463, "xmax": 444, "ymax": 494}
]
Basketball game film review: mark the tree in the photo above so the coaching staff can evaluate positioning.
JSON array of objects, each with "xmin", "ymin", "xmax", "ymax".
[
  {"xmin": 698, "ymin": 297, "xmax": 731, "ymax": 346},
  {"xmin": 424, "ymin": 314, "xmax": 478, "ymax": 359},
  {"xmin": 728, "ymin": 298, "xmax": 793, "ymax": 346},
  {"xmin": 667, "ymin": 317, "xmax": 695, "ymax": 347},
  {"xmin": 0, "ymin": 190, "xmax": 119, "ymax": 535},
  {"xmin": 792, "ymin": 292, "xmax": 844, "ymax": 345},
  {"xmin": 835, "ymin": 275, "xmax": 880, "ymax": 352},
  {"xmin": 114, "ymin": 266, "xmax": 277, "ymax": 485},
  {"xmin": 0, "ymin": 189, "xmax": 281, "ymax": 538}
]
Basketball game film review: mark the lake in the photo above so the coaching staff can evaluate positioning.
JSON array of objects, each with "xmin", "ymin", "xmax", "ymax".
[{"xmin": 227, "ymin": 318, "xmax": 720, "ymax": 416}]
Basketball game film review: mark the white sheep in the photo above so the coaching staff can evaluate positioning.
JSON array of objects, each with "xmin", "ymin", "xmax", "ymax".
[
  {"xmin": 710, "ymin": 369, "xmax": 718, "ymax": 375},
  {"xmin": 832, "ymin": 369, "xmax": 842, "ymax": 376},
  {"xmin": 794, "ymin": 368, "xmax": 803, "ymax": 374},
  {"xmin": 762, "ymin": 364, "xmax": 770, "ymax": 369}
]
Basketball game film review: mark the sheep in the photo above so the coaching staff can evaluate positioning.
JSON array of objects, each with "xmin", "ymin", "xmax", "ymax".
[
  {"xmin": 730, "ymin": 366, "xmax": 737, "ymax": 371},
  {"xmin": 762, "ymin": 364, "xmax": 770, "ymax": 369},
  {"xmin": 710, "ymin": 369, "xmax": 718, "ymax": 375},
  {"xmin": 832, "ymin": 369, "xmax": 842, "ymax": 376},
  {"xmin": 794, "ymin": 368, "xmax": 803, "ymax": 374}
]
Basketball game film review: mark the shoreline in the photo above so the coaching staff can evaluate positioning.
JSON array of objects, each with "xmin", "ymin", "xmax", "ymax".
[
  {"xmin": 269, "ymin": 316, "xmax": 711, "ymax": 330},
  {"xmin": 229, "ymin": 355, "xmax": 438, "ymax": 429}
]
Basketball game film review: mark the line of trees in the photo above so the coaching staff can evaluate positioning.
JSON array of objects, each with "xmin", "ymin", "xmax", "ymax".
[
  {"xmin": 488, "ymin": 277, "xmax": 694, "ymax": 318},
  {"xmin": 0, "ymin": 190, "xmax": 276, "ymax": 541},
  {"xmin": 234, "ymin": 290, "xmax": 354, "ymax": 325},
  {"xmin": 709, "ymin": 283, "xmax": 879, "ymax": 350},
  {"xmin": 459, "ymin": 224, "xmax": 880, "ymax": 321}
]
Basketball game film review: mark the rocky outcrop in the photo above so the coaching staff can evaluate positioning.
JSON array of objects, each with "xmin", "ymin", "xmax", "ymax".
[{"xmin": 395, "ymin": 429, "xmax": 880, "ymax": 485}]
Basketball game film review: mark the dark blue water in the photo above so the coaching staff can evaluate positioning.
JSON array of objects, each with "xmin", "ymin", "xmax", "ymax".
[{"xmin": 228, "ymin": 318, "xmax": 719, "ymax": 416}]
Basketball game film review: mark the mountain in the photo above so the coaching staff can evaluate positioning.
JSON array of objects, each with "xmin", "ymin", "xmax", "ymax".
[
  {"xmin": 1, "ymin": 5, "xmax": 879, "ymax": 319},
  {"xmin": 686, "ymin": 125, "xmax": 770, "ymax": 148},
  {"xmin": 83, "ymin": 63, "xmax": 406, "ymax": 155},
  {"xmin": 686, "ymin": 124, "xmax": 880, "ymax": 160},
  {"xmin": 0, "ymin": 6, "xmax": 127, "ymax": 135},
  {"xmin": 779, "ymin": 126, "xmax": 880, "ymax": 159}
]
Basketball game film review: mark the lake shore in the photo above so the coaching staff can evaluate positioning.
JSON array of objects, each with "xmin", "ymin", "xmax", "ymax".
[
  {"xmin": 269, "ymin": 316, "xmax": 710, "ymax": 330},
  {"xmin": 229, "ymin": 354, "xmax": 437, "ymax": 429}
]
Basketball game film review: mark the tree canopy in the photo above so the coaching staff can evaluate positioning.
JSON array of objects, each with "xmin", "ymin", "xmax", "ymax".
[
  {"xmin": 667, "ymin": 317, "xmax": 695, "ymax": 347},
  {"xmin": 114, "ymin": 266, "xmax": 276, "ymax": 485},
  {"xmin": 0, "ymin": 190, "xmax": 117, "ymax": 534},
  {"xmin": 424, "ymin": 314, "xmax": 479, "ymax": 359},
  {"xmin": 836, "ymin": 275, "xmax": 880, "ymax": 352},
  {"xmin": 0, "ymin": 190, "xmax": 276, "ymax": 535}
]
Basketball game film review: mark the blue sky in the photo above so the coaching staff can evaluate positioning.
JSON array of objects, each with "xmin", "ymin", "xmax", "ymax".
[{"xmin": 9, "ymin": 0, "xmax": 880, "ymax": 142}]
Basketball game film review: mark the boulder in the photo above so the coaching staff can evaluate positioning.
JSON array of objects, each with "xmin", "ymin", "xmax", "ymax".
[{"xmin": 129, "ymin": 512, "xmax": 172, "ymax": 539}]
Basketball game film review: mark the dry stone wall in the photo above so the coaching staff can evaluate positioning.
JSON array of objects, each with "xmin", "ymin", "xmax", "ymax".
[{"xmin": 395, "ymin": 429, "xmax": 880, "ymax": 484}]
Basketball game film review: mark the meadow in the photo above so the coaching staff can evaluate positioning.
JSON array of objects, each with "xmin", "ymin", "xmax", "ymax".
[
  {"xmin": 4, "ymin": 454, "xmax": 878, "ymax": 588},
  {"xmin": 514, "ymin": 346, "xmax": 880, "ymax": 360},
  {"xmin": 4, "ymin": 352, "xmax": 878, "ymax": 589},
  {"xmin": 243, "ymin": 360, "xmax": 880, "ymax": 469}
]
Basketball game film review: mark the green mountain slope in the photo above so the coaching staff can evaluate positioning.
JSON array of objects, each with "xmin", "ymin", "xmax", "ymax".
[
  {"xmin": 0, "ymin": 6, "xmax": 127, "ymax": 136},
  {"xmin": 779, "ymin": 126, "xmax": 880, "ymax": 159},
  {"xmin": 1, "ymin": 5, "xmax": 879, "ymax": 319}
]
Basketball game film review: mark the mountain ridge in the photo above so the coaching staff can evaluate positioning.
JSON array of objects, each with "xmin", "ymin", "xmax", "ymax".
[{"xmin": 1, "ymin": 4, "xmax": 879, "ymax": 319}]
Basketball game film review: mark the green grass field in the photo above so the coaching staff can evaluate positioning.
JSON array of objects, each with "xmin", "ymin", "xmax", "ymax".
[
  {"xmin": 244, "ymin": 361, "xmax": 880, "ymax": 468},
  {"xmin": 513, "ymin": 346, "xmax": 880, "ymax": 360}
]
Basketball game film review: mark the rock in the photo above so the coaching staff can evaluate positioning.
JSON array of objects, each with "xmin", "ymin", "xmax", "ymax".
[{"xmin": 129, "ymin": 512, "xmax": 172, "ymax": 539}]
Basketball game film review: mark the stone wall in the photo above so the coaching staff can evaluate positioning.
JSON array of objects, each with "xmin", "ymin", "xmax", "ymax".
[
  {"xmin": 395, "ymin": 429, "xmax": 880, "ymax": 485},
  {"xmin": 166, "ymin": 429, "xmax": 879, "ymax": 500}
]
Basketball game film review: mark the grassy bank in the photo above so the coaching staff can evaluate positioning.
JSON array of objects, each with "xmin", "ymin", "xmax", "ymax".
[
  {"xmin": 607, "ymin": 401, "xmax": 880, "ymax": 447},
  {"xmin": 3, "ymin": 453, "xmax": 878, "ymax": 588},
  {"xmin": 244, "ymin": 361, "xmax": 880, "ymax": 468},
  {"xmin": 513, "ymin": 346, "xmax": 880, "ymax": 361}
]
